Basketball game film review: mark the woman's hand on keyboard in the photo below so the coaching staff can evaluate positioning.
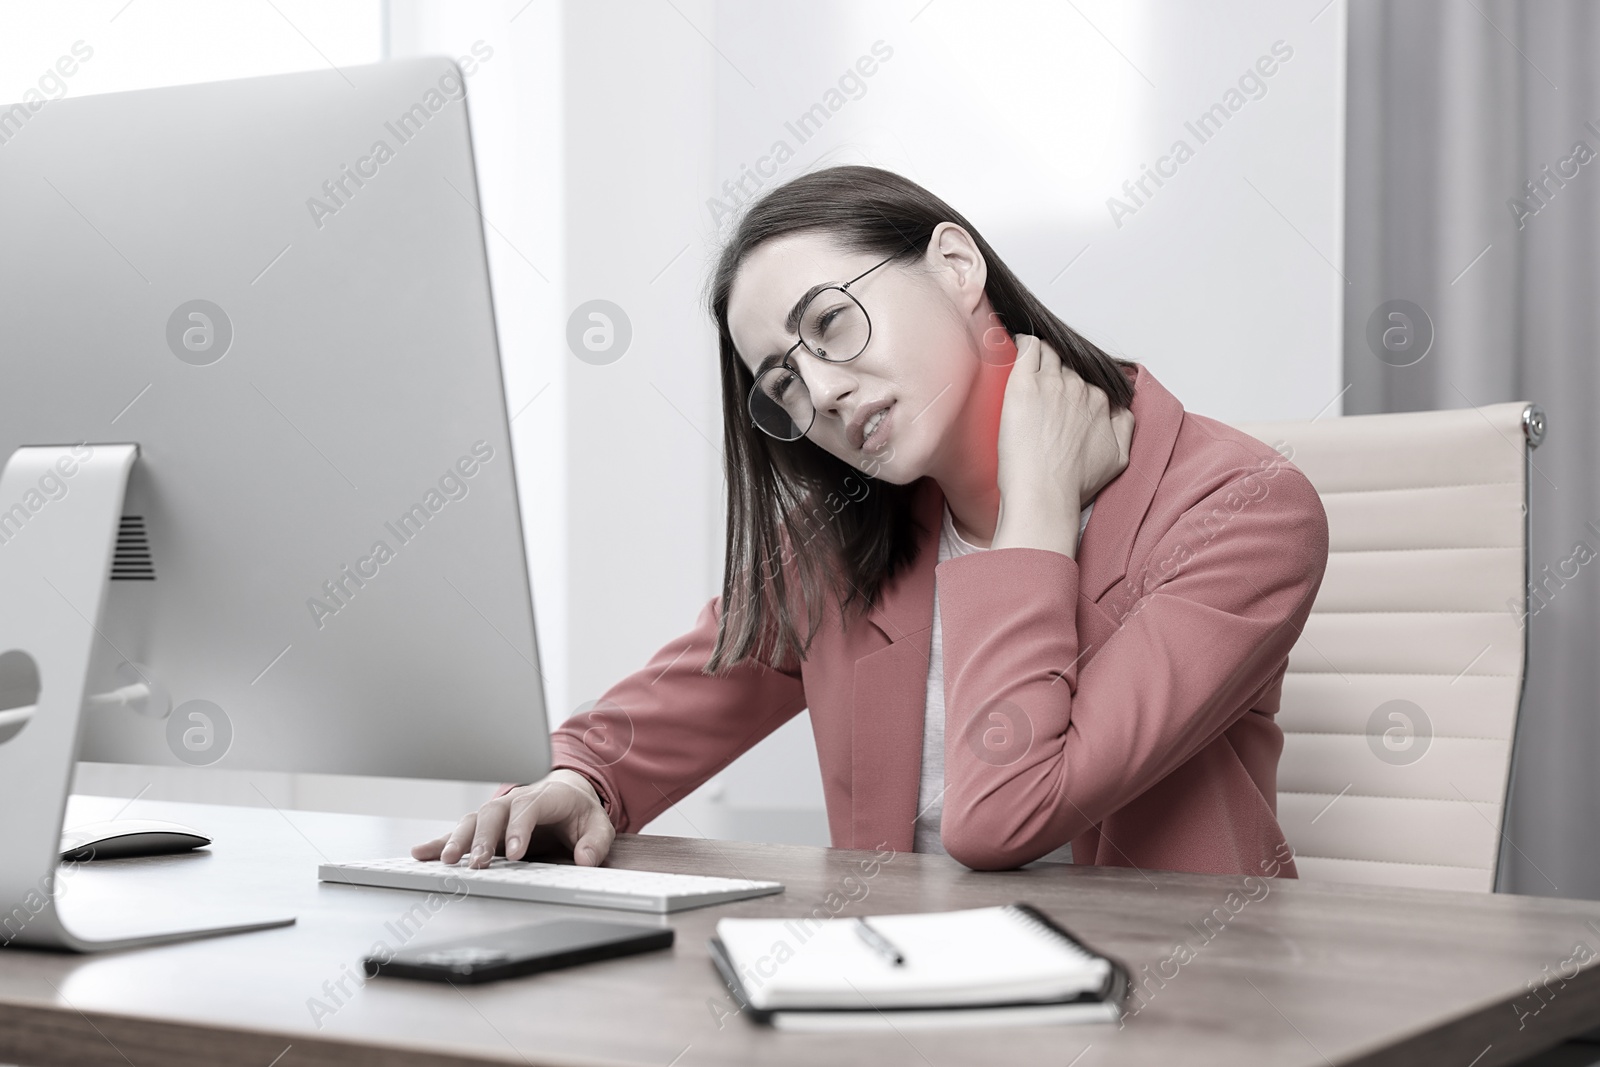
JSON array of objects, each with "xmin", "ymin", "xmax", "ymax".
[{"xmin": 410, "ymin": 769, "xmax": 615, "ymax": 868}]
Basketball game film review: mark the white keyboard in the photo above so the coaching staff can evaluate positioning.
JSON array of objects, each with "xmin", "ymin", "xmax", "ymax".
[{"xmin": 318, "ymin": 857, "xmax": 784, "ymax": 914}]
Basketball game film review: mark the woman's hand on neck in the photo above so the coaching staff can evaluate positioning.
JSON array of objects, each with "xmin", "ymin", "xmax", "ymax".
[{"xmin": 989, "ymin": 333, "xmax": 1133, "ymax": 559}]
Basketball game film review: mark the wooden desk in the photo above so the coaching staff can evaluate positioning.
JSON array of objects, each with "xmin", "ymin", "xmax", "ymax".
[{"xmin": 3, "ymin": 795, "xmax": 1600, "ymax": 1066}]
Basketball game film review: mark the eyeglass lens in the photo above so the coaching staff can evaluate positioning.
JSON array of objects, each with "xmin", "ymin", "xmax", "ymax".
[{"xmin": 748, "ymin": 288, "xmax": 871, "ymax": 440}]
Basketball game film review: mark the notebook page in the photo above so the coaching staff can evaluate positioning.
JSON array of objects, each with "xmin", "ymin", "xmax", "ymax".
[{"xmin": 715, "ymin": 905, "xmax": 1110, "ymax": 1011}]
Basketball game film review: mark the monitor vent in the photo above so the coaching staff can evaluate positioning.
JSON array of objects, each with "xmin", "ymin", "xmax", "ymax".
[{"xmin": 111, "ymin": 516, "xmax": 155, "ymax": 581}]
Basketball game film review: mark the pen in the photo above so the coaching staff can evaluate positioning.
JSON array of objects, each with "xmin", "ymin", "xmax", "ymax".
[{"xmin": 854, "ymin": 916, "xmax": 905, "ymax": 966}]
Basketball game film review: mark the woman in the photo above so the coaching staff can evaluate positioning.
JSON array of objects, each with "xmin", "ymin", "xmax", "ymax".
[{"xmin": 414, "ymin": 165, "xmax": 1329, "ymax": 877}]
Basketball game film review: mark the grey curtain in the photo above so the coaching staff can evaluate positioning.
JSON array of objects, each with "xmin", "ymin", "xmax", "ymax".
[{"xmin": 1346, "ymin": 1, "xmax": 1600, "ymax": 898}]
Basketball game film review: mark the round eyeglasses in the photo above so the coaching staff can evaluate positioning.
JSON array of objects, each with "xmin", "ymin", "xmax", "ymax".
[{"xmin": 747, "ymin": 253, "xmax": 897, "ymax": 441}]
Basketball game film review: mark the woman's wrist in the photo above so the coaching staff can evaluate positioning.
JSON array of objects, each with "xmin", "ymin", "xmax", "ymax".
[
  {"xmin": 548, "ymin": 766, "xmax": 610, "ymax": 815},
  {"xmin": 993, "ymin": 485, "xmax": 1083, "ymax": 557}
]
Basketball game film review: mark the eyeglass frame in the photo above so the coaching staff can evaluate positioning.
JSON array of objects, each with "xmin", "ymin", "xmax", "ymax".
[{"xmin": 746, "ymin": 251, "xmax": 899, "ymax": 441}]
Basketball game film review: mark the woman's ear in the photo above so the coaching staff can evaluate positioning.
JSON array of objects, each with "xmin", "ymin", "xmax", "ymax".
[{"xmin": 926, "ymin": 221, "xmax": 987, "ymax": 318}]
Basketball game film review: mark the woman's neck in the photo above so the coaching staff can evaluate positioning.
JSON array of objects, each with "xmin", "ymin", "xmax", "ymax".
[
  {"xmin": 930, "ymin": 350, "xmax": 1010, "ymax": 550},
  {"xmin": 937, "ymin": 456, "xmax": 1002, "ymax": 549}
]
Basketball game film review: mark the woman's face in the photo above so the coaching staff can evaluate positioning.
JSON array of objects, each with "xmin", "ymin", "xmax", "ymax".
[{"xmin": 726, "ymin": 227, "xmax": 1008, "ymax": 486}]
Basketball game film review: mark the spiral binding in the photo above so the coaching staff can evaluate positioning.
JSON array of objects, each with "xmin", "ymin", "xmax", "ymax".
[{"xmin": 1001, "ymin": 902, "xmax": 1096, "ymax": 962}]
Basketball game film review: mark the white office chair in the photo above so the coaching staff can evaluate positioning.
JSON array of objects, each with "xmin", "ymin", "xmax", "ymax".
[{"xmin": 1231, "ymin": 401, "xmax": 1544, "ymax": 893}]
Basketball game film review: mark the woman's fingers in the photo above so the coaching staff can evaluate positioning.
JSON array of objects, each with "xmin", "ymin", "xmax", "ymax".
[
  {"xmin": 535, "ymin": 778, "xmax": 614, "ymax": 864},
  {"xmin": 466, "ymin": 799, "xmax": 511, "ymax": 867},
  {"xmin": 503, "ymin": 780, "xmax": 577, "ymax": 860},
  {"xmin": 569, "ymin": 802, "xmax": 616, "ymax": 866},
  {"xmin": 503, "ymin": 793, "xmax": 537, "ymax": 861},
  {"xmin": 1014, "ymin": 333, "xmax": 1042, "ymax": 374},
  {"xmin": 992, "ymin": 330, "xmax": 1136, "ymax": 541},
  {"xmin": 1082, "ymin": 399, "xmax": 1136, "ymax": 500},
  {"xmin": 433, "ymin": 811, "xmax": 480, "ymax": 865},
  {"xmin": 1036, "ymin": 340, "xmax": 1101, "ymax": 418},
  {"xmin": 415, "ymin": 770, "xmax": 613, "ymax": 868},
  {"xmin": 410, "ymin": 832, "xmax": 450, "ymax": 861},
  {"xmin": 1111, "ymin": 406, "xmax": 1135, "ymax": 466},
  {"xmin": 1035, "ymin": 335, "xmax": 1063, "ymax": 369}
]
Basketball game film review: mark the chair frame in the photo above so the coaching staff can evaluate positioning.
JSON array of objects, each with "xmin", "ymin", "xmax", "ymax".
[{"xmin": 1492, "ymin": 403, "xmax": 1546, "ymax": 893}]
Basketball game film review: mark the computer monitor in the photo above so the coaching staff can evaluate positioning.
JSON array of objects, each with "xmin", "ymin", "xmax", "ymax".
[{"xmin": 0, "ymin": 57, "xmax": 551, "ymax": 787}]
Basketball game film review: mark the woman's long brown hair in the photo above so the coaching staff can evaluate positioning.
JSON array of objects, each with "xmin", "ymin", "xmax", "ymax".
[{"xmin": 702, "ymin": 164, "xmax": 1135, "ymax": 675}]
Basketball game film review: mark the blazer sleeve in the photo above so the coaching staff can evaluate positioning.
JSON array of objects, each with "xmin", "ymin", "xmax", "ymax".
[
  {"xmin": 934, "ymin": 460, "xmax": 1328, "ymax": 870},
  {"xmin": 542, "ymin": 593, "xmax": 809, "ymax": 834}
]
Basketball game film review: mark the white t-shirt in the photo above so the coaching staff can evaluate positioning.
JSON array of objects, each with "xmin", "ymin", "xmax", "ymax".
[{"xmin": 912, "ymin": 500, "xmax": 1094, "ymax": 863}]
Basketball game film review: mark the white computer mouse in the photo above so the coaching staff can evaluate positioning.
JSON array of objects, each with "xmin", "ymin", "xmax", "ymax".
[{"xmin": 59, "ymin": 818, "xmax": 212, "ymax": 861}]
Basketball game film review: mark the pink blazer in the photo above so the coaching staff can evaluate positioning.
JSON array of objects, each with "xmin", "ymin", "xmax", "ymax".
[{"xmin": 544, "ymin": 363, "xmax": 1329, "ymax": 877}]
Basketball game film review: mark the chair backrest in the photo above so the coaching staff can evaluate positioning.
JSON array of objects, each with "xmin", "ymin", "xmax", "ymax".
[{"xmin": 1230, "ymin": 401, "xmax": 1543, "ymax": 893}]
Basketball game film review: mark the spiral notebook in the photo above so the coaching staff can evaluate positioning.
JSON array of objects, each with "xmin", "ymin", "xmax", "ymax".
[{"xmin": 709, "ymin": 903, "xmax": 1129, "ymax": 1031}]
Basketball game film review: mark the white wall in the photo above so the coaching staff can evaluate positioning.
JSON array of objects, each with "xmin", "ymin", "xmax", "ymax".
[
  {"xmin": 0, "ymin": 0, "xmax": 383, "ymax": 97},
  {"xmin": 7, "ymin": 0, "xmax": 1345, "ymax": 842}
]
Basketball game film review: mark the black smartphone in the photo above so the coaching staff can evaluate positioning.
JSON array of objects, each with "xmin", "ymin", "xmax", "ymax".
[{"xmin": 366, "ymin": 919, "xmax": 674, "ymax": 984}]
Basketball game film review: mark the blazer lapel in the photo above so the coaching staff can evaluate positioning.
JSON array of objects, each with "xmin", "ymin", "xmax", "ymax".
[{"xmin": 850, "ymin": 476, "xmax": 941, "ymax": 851}]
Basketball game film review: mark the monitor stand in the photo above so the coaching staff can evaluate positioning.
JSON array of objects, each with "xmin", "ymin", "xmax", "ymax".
[{"xmin": 0, "ymin": 444, "xmax": 295, "ymax": 952}]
